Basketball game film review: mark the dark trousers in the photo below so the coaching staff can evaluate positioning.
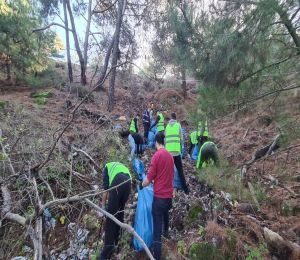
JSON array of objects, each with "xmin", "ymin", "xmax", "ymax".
[
  {"xmin": 135, "ymin": 144, "xmax": 144, "ymax": 156},
  {"xmin": 99, "ymin": 174, "xmax": 131, "ymax": 260},
  {"xmin": 152, "ymin": 197, "xmax": 172, "ymax": 260},
  {"xmin": 143, "ymin": 124, "xmax": 150, "ymax": 140},
  {"xmin": 173, "ymin": 155, "xmax": 189, "ymax": 194}
]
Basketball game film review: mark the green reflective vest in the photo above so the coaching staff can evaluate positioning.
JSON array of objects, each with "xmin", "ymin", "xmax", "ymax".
[
  {"xmin": 196, "ymin": 141, "xmax": 216, "ymax": 169},
  {"xmin": 157, "ymin": 112, "xmax": 165, "ymax": 132},
  {"xmin": 190, "ymin": 131, "xmax": 198, "ymax": 145},
  {"xmin": 197, "ymin": 120, "xmax": 208, "ymax": 137},
  {"xmin": 165, "ymin": 122, "xmax": 181, "ymax": 153},
  {"xmin": 130, "ymin": 118, "xmax": 137, "ymax": 133},
  {"xmin": 106, "ymin": 162, "xmax": 131, "ymax": 186}
]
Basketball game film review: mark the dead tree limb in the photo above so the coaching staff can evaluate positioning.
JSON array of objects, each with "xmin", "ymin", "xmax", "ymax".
[
  {"xmin": 72, "ymin": 146, "xmax": 101, "ymax": 171},
  {"xmin": 32, "ymin": 23, "xmax": 72, "ymax": 32},
  {"xmin": 85, "ymin": 199, "xmax": 155, "ymax": 260}
]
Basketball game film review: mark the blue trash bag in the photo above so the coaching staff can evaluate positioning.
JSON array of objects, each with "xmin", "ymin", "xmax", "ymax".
[
  {"xmin": 132, "ymin": 158, "xmax": 145, "ymax": 181},
  {"xmin": 173, "ymin": 165, "xmax": 183, "ymax": 189},
  {"xmin": 147, "ymin": 121, "xmax": 157, "ymax": 148},
  {"xmin": 192, "ymin": 144, "xmax": 199, "ymax": 161},
  {"xmin": 133, "ymin": 184, "xmax": 154, "ymax": 251}
]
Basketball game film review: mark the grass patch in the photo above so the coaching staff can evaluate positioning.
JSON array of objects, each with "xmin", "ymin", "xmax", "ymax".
[
  {"xmin": 198, "ymin": 161, "xmax": 251, "ymax": 202},
  {"xmin": 17, "ymin": 61, "xmax": 67, "ymax": 89}
]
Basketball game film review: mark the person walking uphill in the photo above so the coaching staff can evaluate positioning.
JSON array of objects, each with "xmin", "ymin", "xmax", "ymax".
[
  {"xmin": 98, "ymin": 162, "xmax": 132, "ymax": 260},
  {"xmin": 142, "ymin": 132, "xmax": 174, "ymax": 260},
  {"xmin": 165, "ymin": 112, "xmax": 189, "ymax": 194}
]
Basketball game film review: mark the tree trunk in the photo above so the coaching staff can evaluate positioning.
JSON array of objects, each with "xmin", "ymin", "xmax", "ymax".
[
  {"xmin": 66, "ymin": 0, "xmax": 86, "ymax": 85},
  {"xmin": 96, "ymin": 36, "xmax": 114, "ymax": 90},
  {"xmin": 83, "ymin": 0, "xmax": 92, "ymax": 72},
  {"xmin": 181, "ymin": 67, "xmax": 187, "ymax": 99},
  {"xmin": 6, "ymin": 63, "xmax": 11, "ymax": 80},
  {"xmin": 274, "ymin": 3, "xmax": 300, "ymax": 52},
  {"xmin": 63, "ymin": 0, "xmax": 73, "ymax": 83},
  {"xmin": 107, "ymin": 0, "xmax": 127, "ymax": 111}
]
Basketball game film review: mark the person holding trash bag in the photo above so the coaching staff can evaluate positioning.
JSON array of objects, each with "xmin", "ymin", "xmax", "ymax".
[
  {"xmin": 98, "ymin": 162, "xmax": 132, "ymax": 260},
  {"xmin": 142, "ymin": 132, "xmax": 174, "ymax": 260}
]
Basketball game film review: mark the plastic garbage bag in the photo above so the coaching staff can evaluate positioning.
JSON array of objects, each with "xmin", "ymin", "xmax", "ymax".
[
  {"xmin": 132, "ymin": 158, "xmax": 145, "ymax": 181},
  {"xmin": 43, "ymin": 208, "xmax": 56, "ymax": 229},
  {"xmin": 147, "ymin": 120, "xmax": 157, "ymax": 148},
  {"xmin": 173, "ymin": 165, "xmax": 183, "ymax": 189},
  {"xmin": 133, "ymin": 184, "xmax": 154, "ymax": 251},
  {"xmin": 192, "ymin": 144, "xmax": 199, "ymax": 161}
]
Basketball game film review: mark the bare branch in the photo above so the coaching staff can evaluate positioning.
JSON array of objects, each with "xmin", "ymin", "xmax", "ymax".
[
  {"xmin": 93, "ymin": 0, "xmax": 118, "ymax": 14},
  {"xmin": 32, "ymin": 23, "xmax": 72, "ymax": 33},
  {"xmin": 85, "ymin": 199, "xmax": 155, "ymax": 260},
  {"xmin": 37, "ymin": 178, "xmax": 131, "ymax": 216},
  {"xmin": 72, "ymin": 146, "xmax": 101, "ymax": 171}
]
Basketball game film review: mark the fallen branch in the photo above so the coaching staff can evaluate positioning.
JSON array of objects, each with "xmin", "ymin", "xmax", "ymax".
[
  {"xmin": 85, "ymin": 199, "xmax": 155, "ymax": 260},
  {"xmin": 72, "ymin": 145, "xmax": 101, "ymax": 171}
]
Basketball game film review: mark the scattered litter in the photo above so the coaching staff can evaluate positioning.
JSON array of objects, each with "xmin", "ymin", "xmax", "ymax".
[{"xmin": 43, "ymin": 208, "xmax": 56, "ymax": 230}]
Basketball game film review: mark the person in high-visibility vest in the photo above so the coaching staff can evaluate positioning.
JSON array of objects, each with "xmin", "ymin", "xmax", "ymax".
[
  {"xmin": 188, "ymin": 131, "xmax": 198, "ymax": 157},
  {"xmin": 165, "ymin": 112, "xmax": 189, "ymax": 194},
  {"xmin": 100, "ymin": 162, "xmax": 132, "ymax": 259},
  {"xmin": 196, "ymin": 139, "xmax": 219, "ymax": 169},
  {"xmin": 150, "ymin": 111, "xmax": 165, "ymax": 133},
  {"xmin": 197, "ymin": 119, "xmax": 209, "ymax": 148},
  {"xmin": 129, "ymin": 114, "xmax": 139, "ymax": 133}
]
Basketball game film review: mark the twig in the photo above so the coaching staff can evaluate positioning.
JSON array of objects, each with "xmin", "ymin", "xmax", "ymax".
[
  {"xmin": 242, "ymin": 127, "xmax": 250, "ymax": 140},
  {"xmin": 32, "ymin": 23, "xmax": 72, "ymax": 33},
  {"xmin": 248, "ymin": 182, "xmax": 260, "ymax": 210}
]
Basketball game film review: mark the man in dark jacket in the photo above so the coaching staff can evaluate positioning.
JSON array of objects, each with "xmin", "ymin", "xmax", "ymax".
[
  {"xmin": 98, "ymin": 162, "xmax": 132, "ymax": 260},
  {"xmin": 120, "ymin": 130, "xmax": 144, "ymax": 160},
  {"xmin": 142, "ymin": 132, "xmax": 174, "ymax": 260},
  {"xmin": 143, "ymin": 103, "xmax": 151, "ymax": 142}
]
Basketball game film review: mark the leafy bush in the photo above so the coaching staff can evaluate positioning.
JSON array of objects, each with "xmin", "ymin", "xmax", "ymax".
[
  {"xmin": 32, "ymin": 91, "xmax": 52, "ymax": 105},
  {"xmin": 189, "ymin": 242, "xmax": 220, "ymax": 260},
  {"xmin": 198, "ymin": 159, "xmax": 251, "ymax": 202},
  {"xmin": 245, "ymin": 243, "xmax": 268, "ymax": 260}
]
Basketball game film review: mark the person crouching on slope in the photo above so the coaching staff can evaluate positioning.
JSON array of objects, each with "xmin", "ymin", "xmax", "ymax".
[
  {"xmin": 196, "ymin": 136, "xmax": 219, "ymax": 169},
  {"xmin": 98, "ymin": 162, "xmax": 132, "ymax": 260},
  {"xmin": 120, "ymin": 130, "xmax": 144, "ymax": 161}
]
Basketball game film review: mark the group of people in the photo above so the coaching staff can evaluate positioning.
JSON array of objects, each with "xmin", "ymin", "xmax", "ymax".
[{"xmin": 98, "ymin": 104, "xmax": 219, "ymax": 260}]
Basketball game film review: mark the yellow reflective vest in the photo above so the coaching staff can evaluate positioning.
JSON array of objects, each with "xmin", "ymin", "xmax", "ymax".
[
  {"xmin": 106, "ymin": 162, "xmax": 131, "ymax": 186},
  {"xmin": 165, "ymin": 122, "xmax": 181, "ymax": 154}
]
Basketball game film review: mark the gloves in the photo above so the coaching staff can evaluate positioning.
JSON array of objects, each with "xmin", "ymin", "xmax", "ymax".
[{"xmin": 128, "ymin": 156, "xmax": 132, "ymax": 162}]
